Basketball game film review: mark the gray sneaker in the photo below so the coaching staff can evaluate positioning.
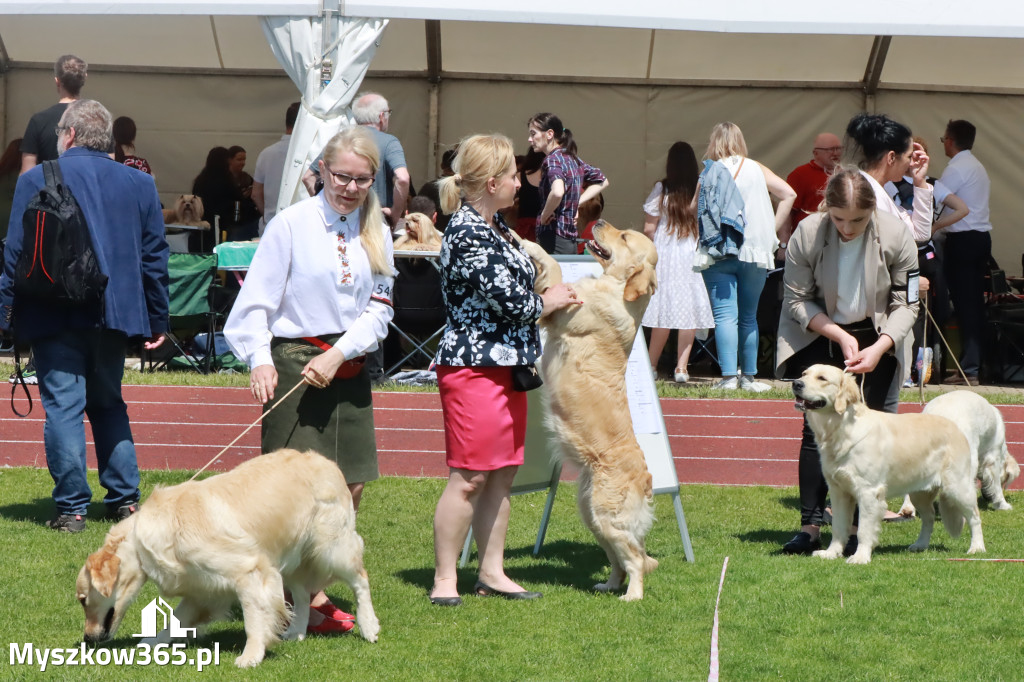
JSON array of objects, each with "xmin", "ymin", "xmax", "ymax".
[
  {"xmin": 110, "ymin": 502, "xmax": 139, "ymax": 521},
  {"xmin": 739, "ymin": 375, "xmax": 772, "ymax": 393},
  {"xmin": 710, "ymin": 376, "xmax": 739, "ymax": 390},
  {"xmin": 46, "ymin": 513, "xmax": 86, "ymax": 533}
]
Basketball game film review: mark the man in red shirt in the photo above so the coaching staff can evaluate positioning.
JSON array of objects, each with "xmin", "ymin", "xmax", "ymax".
[{"xmin": 783, "ymin": 133, "xmax": 842, "ymax": 248}]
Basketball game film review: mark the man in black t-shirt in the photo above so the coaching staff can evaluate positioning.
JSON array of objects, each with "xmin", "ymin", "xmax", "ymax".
[{"xmin": 20, "ymin": 55, "xmax": 88, "ymax": 174}]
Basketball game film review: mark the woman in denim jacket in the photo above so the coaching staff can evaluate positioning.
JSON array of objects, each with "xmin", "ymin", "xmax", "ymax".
[
  {"xmin": 428, "ymin": 133, "xmax": 578, "ymax": 606},
  {"xmin": 693, "ymin": 122, "xmax": 796, "ymax": 392}
]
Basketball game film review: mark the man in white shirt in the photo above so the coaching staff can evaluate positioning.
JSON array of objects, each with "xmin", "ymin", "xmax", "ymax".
[
  {"xmin": 934, "ymin": 119, "xmax": 992, "ymax": 385},
  {"xmin": 252, "ymin": 101, "xmax": 299, "ymax": 235}
]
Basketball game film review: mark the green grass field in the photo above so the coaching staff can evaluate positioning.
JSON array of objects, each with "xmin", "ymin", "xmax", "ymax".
[{"xmin": 1, "ymin": 468, "xmax": 1022, "ymax": 681}]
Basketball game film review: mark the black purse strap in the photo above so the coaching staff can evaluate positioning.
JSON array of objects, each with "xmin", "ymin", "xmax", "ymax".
[{"xmin": 9, "ymin": 345, "xmax": 32, "ymax": 418}]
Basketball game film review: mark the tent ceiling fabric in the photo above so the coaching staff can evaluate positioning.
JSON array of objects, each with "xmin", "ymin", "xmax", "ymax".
[
  {"xmin": 4, "ymin": 16, "xmax": 1024, "ymax": 92},
  {"xmin": 5, "ymin": 0, "xmax": 1024, "ymax": 39}
]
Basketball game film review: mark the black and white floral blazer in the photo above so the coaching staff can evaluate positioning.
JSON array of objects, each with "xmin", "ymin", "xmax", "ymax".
[{"xmin": 434, "ymin": 204, "xmax": 543, "ymax": 367}]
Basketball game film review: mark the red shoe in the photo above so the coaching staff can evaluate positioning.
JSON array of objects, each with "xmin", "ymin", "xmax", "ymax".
[
  {"xmin": 307, "ymin": 616, "xmax": 355, "ymax": 635},
  {"xmin": 314, "ymin": 603, "xmax": 354, "ymax": 621}
]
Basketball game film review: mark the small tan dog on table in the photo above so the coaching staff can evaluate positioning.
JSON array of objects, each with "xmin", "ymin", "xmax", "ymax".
[
  {"xmin": 76, "ymin": 449, "xmax": 379, "ymax": 668},
  {"xmin": 520, "ymin": 221, "xmax": 660, "ymax": 600},
  {"xmin": 162, "ymin": 194, "xmax": 210, "ymax": 230},
  {"xmin": 793, "ymin": 364, "xmax": 985, "ymax": 564}
]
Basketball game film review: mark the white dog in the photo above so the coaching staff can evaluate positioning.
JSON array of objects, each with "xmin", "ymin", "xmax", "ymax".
[
  {"xmin": 793, "ymin": 364, "xmax": 985, "ymax": 564},
  {"xmin": 923, "ymin": 390, "xmax": 1019, "ymax": 510},
  {"xmin": 76, "ymin": 449, "xmax": 379, "ymax": 667}
]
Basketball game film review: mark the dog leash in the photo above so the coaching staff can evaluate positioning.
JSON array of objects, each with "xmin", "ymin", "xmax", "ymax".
[
  {"xmin": 921, "ymin": 295, "xmax": 971, "ymax": 389},
  {"xmin": 188, "ymin": 377, "xmax": 307, "ymax": 481}
]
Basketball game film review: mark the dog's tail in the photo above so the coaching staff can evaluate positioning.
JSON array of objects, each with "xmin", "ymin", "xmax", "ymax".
[{"xmin": 937, "ymin": 494, "xmax": 966, "ymax": 539}]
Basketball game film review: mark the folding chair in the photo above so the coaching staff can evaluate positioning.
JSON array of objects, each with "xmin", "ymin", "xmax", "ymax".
[
  {"xmin": 383, "ymin": 254, "xmax": 445, "ymax": 376},
  {"xmin": 145, "ymin": 253, "xmax": 219, "ymax": 373}
]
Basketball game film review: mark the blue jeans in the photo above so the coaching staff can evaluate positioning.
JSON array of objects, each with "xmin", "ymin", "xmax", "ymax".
[
  {"xmin": 33, "ymin": 329, "xmax": 140, "ymax": 515},
  {"xmin": 701, "ymin": 258, "xmax": 767, "ymax": 377}
]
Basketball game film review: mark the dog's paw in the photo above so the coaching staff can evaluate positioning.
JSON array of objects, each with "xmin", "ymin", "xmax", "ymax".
[
  {"xmin": 907, "ymin": 541, "xmax": 929, "ymax": 553},
  {"xmin": 966, "ymin": 543, "xmax": 987, "ymax": 555},
  {"xmin": 594, "ymin": 581, "xmax": 623, "ymax": 593},
  {"xmin": 845, "ymin": 552, "xmax": 872, "ymax": 565},
  {"xmin": 992, "ymin": 500, "xmax": 1013, "ymax": 511},
  {"xmin": 812, "ymin": 549, "xmax": 841, "ymax": 560},
  {"xmin": 234, "ymin": 652, "xmax": 264, "ymax": 668},
  {"xmin": 280, "ymin": 630, "xmax": 305, "ymax": 642},
  {"xmin": 358, "ymin": 614, "xmax": 380, "ymax": 643}
]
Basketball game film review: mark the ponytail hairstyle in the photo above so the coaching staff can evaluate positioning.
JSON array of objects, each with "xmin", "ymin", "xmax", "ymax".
[
  {"xmin": 437, "ymin": 133, "xmax": 516, "ymax": 216},
  {"xmin": 528, "ymin": 112, "xmax": 578, "ymax": 158},
  {"xmin": 821, "ymin": 166, "xmax": 877, "ymax": 212},
  {"xmin": 660, "ymin": 141, "xmax": 699, "ymax": 239},
  {"xmin": 845, "ymin": 113, "xmax": 913, "ymax": 171},
  {"xmin": 321, "ymin": 126, "xmax": 392, "ymax": 276}
]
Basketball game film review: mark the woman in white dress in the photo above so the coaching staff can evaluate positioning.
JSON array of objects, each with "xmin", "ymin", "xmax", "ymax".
[{"xmin": 642, "ymin": 142, "xmax": 715, "ymax": 383}]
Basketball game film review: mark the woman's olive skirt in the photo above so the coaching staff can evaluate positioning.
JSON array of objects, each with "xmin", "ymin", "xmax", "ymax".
[{"xmin": 261, "ymin": 336, "xmax": 379, "ymax": 484}]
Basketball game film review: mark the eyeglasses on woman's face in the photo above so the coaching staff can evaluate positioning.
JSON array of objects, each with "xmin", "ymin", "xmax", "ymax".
[{"xmin": 325, "ymin": 167, "xmax": 375, "ymax": 189}]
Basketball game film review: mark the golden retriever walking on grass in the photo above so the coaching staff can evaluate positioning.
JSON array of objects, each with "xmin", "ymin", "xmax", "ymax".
[
  {"xmin": 76, "ymin": 449, "xmax": 379, "ymax": 667},
  {"xmin": 521, "ymin": 221, "xmax": 659, "ymax": 600},
  {"xmin": 793, "ymin": 364, "xmax": 985, "ymax": 564}
]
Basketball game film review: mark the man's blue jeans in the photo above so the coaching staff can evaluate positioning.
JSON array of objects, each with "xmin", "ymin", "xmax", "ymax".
[
  {"xmin": 701, "ymin": 257, "xmax": 767, "ymax": 377},
  {"xmin": 33, "ymin": 329, "xmax": 140, "ymax": 515}
]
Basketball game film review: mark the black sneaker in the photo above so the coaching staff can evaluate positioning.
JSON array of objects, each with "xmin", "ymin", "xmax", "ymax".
[
  {"xmin": 782, "ymin": 531, "xmax": 821, "ymax": 555},
  {"xmin": 46, "ymin": 513, "xmax": 86, "ymax": 533},
  {"xmin": 110, "ymin": 502, "xmax": 139, "ymax": 521}
]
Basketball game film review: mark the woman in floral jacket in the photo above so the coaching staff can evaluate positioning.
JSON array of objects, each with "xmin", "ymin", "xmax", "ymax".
[{"xmin": 428, "ymin": 134, "xmax": 578, "ymax": 606}]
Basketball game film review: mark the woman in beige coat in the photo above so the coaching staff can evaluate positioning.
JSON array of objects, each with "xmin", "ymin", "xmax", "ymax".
[{"xmin": 776, "ymin": 168, "xmax": 919, "ymax": 555}]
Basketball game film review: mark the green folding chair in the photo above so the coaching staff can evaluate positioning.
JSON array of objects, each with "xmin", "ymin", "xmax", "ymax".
[{"xmin": 148, "ymin": 253, "xmax": 219, "ymax": 373}]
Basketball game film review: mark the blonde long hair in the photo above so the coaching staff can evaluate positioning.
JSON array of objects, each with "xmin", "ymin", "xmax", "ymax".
[
  {"xmin": 437, "ymin": 134, "xmax": 516, "ymax": 215},
  {"xmin": 704, "ymin": 122, "xmax": 748, "ymax": 161},
  {"xmin": 322, "ymin": 127, "xmax": 392, "ymax": 275}
]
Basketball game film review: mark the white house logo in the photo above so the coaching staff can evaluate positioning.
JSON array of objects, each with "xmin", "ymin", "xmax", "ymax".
[
  {"xmin": 10, "ymin": 597, "xmax": 219, "ymax": 671},
  {"xmin": 133, "ymin": 598, "xmax": 196, "ymax": 639}
]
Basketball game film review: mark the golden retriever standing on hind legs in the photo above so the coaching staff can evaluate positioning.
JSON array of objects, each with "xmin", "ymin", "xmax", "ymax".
[
  {"xmin": 793, "ymin": 364, "xmax": 985, "ymax": 564},
  {"xmin": 520, "ymin": 221, "xmax": 659, "ymax": 600},
  {"xmin": 76, "ymin": 449, "xmax": 379, "ymax": 668}
]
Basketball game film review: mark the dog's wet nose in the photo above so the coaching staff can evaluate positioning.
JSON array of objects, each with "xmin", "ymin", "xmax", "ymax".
[{"xmin": 793, "ymin": 380, "xmax": 804, "ymax": 392}]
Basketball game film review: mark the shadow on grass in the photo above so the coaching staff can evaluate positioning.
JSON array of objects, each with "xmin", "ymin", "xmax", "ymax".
[
  {"xmin": 100, "ymin": 627, "xmax": 249, "ymax": 660},
  {"xmin": 0, "ymin": 496, "xmax": 57, "ymax": 524},
  {"xmin": 394, "ymin": 539, "xmax": 612, "ymax": 595}
]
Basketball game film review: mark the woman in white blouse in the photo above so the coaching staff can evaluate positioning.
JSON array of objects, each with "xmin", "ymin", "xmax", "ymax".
[{"xmin": 224, "ymin": 126, "xmax": 395, "ymax": 634}]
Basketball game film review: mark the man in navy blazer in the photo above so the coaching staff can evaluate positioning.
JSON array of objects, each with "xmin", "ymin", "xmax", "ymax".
[{"xmin": 0, "ymin": 99, "xmax": 169, "ymax": 532}]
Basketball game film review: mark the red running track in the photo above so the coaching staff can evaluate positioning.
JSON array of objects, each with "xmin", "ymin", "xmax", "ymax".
[{"xmin": 2, "ymin": 385, "xmax": 1023, "ymax": 488}]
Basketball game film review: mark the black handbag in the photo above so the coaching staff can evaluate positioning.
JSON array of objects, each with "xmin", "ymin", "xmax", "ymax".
[{"xmin": 511, "ymin": 363, "xmax": 543, "ymax": 392}]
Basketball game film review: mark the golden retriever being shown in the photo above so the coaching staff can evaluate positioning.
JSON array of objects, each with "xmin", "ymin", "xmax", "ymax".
[
  {"xmin": 393, "ymin": 212, "xmax": 442, "ymax": 251},
  {"xmin": 162, "ymin": 194, "xmax": 210, "ymax": 229},
  {"xmin": 923, "ymin": 390, "xmax": 1019, "ymax": 510},
  {"xmin": 793, "ymin": 364, "xmax": 985, "ymax": 564},
  {"xmin": 522, "ymin": 221, "xmax": 660, "ymax": 600},
  {"xmin": 76, "ymin": 449, "xmax": 379, "ymax": 668}
]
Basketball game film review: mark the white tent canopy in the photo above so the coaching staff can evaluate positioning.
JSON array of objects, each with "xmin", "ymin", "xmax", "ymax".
[{"xmin": 2, "ymin": 1, "xmax": 1024, "ymax": 259}]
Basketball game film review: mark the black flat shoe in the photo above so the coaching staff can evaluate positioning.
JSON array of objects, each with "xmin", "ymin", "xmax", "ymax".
[
  {"xmin": 782, "ymin": 531, "xmax": 821, "ymax": 555},
  {"xmin": 428, "ymin": 595, "xmax": 462, "ymax": 607},
  {"xmin": 474, "ymin": 581, "xmax": 542, "ymax": 600}
]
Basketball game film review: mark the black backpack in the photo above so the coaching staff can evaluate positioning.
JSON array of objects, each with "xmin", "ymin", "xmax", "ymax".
[{"xmin": 14, "ymin": 160, "xmax": 108, "ymax": 304}]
